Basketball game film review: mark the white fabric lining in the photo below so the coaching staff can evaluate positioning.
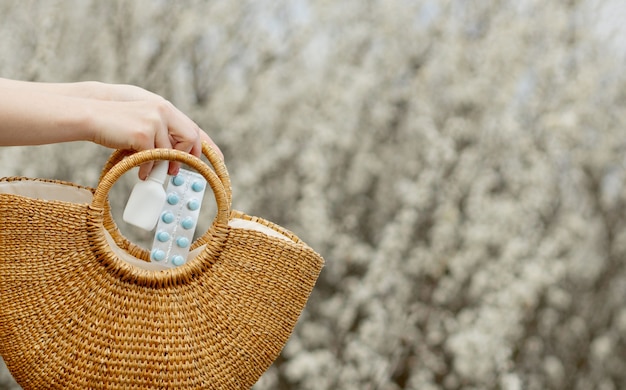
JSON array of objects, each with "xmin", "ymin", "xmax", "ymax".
[
  {"xmin": 0, "ymin": 180, "xmax": 93, "ymax": 203},
  {"xmin": 228, "ymin": 218, "xmax": 292, "ymax": 242}
]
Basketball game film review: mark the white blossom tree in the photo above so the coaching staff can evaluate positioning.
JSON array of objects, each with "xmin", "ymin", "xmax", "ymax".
[{"xmin": 1, "ymin": 1, "xmax": 626, "ymax": 389}]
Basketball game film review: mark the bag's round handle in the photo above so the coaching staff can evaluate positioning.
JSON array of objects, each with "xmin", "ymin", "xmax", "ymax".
[
  {"xmin": 88, "ymin": 147, "xmax": 230, "ymax": 287},
  {"xmin": 99, "ymin": 142, "xmax": 232, "ymax": 207},
  {"xmin": 98, "ymin": 143, "xmax": 231, "ymax": 259}
]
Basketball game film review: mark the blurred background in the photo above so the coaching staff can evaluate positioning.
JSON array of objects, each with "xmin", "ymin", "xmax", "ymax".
[{"xmin": 1, "ymin": 0, "xmax": 626, "ymax": 389}]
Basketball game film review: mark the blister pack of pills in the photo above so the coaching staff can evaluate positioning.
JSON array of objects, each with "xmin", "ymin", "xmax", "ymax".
[{"xmin": 149, "ymin": 169, "xmax": 206, "ymax": 268}]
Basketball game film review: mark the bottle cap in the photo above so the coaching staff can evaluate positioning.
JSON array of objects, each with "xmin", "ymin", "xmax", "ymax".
[{"xmin": 147, "ymin": 161, "xmax": 168, "ymax": 184}]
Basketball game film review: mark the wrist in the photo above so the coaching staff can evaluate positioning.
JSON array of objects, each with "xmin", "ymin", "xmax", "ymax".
[
  {"xmin": 69, "ymin": 81, "xmax": 111, "ymax": 100},
  {"xmin": 59, "ymin": 96, "xmax": 99, "ymax": 143}
]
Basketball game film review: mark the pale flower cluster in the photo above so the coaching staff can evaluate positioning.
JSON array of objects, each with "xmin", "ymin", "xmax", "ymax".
[{"xmin": 1, "ymin": 1, "xmax": 626, "ymax": 389}]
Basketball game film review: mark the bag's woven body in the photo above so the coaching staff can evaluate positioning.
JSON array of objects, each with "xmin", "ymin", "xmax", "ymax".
[{"xmin": 0, "ymin": 147, "xmax": 323, "ymax": 389}]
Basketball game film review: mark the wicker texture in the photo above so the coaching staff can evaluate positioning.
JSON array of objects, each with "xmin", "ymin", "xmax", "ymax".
[{"xmin": 0, "ymin": 145, "xmax": 324, "ymax": 389}]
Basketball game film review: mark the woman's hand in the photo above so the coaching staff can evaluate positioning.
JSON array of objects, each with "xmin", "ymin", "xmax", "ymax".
[{"xmin": 0, "ymin": 78, "xmax": 222, "ymax": 179}]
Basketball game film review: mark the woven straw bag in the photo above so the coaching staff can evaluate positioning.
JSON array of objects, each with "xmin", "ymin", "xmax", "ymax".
[{"xmin": 0, "ymin": 144, "xmax": 324, "ymax": 389}]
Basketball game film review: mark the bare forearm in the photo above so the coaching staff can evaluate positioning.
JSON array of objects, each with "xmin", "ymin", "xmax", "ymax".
[
  {"xmin": 0, "ymin": 87, "xmax": 93, "ymax": 146},
  {"xmin": 0, "ymin": 78, "xmax": 159, "ymax": 102},
  {"xmin": 0, "ymin": 77, "xmax": 222, "ymax": 178},
  {"xmin": 0, "ymin": 77, "xmax": 99, "ymax": 98}
]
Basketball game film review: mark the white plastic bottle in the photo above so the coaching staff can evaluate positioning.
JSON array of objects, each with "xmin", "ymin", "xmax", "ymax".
[{"xmin": 122, "ymin": 161, "xmax": 168, "ymax": 231}]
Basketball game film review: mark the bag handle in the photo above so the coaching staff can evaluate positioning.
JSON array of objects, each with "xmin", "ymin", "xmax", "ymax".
[
  {"xmin": 99, "ymin": 142, "xmax": 232, "ymax": 207},
  {"xmin": 88, "ymin": 147, "xmax": 230, "ymax": 287},
  {"xmin": 99, "ymin": 143, "xmax": 231, "ymax": 260}
]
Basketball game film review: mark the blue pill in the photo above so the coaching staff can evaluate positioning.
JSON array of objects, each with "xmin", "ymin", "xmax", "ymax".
[
  {"xmin": 161, "ymin": 211, "xmax": 175, "ymax": 224},
  {"xmin": 171, "ymin": 255, "xmax": 185, "ymax": 267},
  {"xmin": 172, "ymin": 175, "xmax": 185, "ymax": 186},
  {"xmin": 156, "ymin": 231, "xmax": 170, "ymax": 242},
  {"xmin": 187, "ymin": 199, "xmax": 200, "ymax": 211},
  {"xmin": 151, "ymin": 249, "xmax": 165, "ymax": 261},
  {"xmin": 181, "ymin": 217, "xmax": 195, "ymax": 230},
  {"xmin": 176, "ymin": 236, "xmax": 190, "ymax": 248},
  {"xmin": 167, "ymin": 193, "xmax": 180, "ymax": 205},
  {"xmin": 191, "ymin": 180, "xmax": 205, "ymax": 192}
]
